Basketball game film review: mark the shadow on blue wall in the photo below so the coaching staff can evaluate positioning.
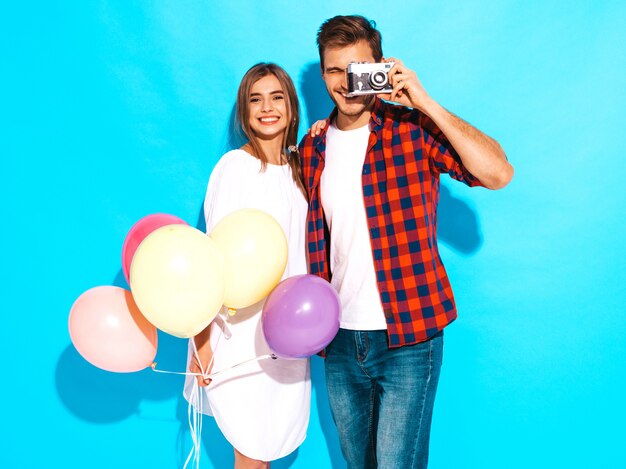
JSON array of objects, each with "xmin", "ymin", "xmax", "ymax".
[
  {"xmin": 226, "ymin": 104, "xmax": 246, "ymax": 152},
  {"xmin": 55, "ymin": 331, "xmax": 187, "ymax": 423},
  {"xmin": 299, "ymin": 62, "xmax": 334, "ymax": 127},
  {"xmin": 437, "ymin": 183, "xmax": 482, "ymax": 254},
  {"xmin": 55, "ymin": 269, "xmax": 189, "ymax": 424}
]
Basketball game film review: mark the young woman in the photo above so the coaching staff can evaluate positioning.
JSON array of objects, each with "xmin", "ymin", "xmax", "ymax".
[{"xmin": 183, "ymin": 63, "xmax": 310, "ymax": 469}]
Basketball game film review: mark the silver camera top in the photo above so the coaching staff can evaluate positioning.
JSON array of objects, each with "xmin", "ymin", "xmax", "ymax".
[{"xmin": 347, "ymin": 62, "xmax": 395, "ymax": 96}]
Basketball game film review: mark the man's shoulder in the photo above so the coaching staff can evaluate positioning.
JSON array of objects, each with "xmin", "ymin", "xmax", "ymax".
[
  {"xmin": 298, "ymin": 132, "xmax": 323, "ymax": 160},
  {"xmin": 379, "ymin": 100, "xmax": 423, "ymax": 127},
  {"xmin": 298, "ymin": 132, "xmax": 315, "ymax": 149}
]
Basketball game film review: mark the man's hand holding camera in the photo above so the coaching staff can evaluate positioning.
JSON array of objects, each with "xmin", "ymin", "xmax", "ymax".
[
  {"xmin": 345, "ymin": 57, "xmax": 433, "ymax": 112},
  {"xmin": 381, "ymin": 58, "xmax": 431, "ymax": 112},
  {"xmin": 364, "ymin": 57, "xmax": 513, "ymax": 189}
]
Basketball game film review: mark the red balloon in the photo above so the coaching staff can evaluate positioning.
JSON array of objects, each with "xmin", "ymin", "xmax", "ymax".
[{"xmin": 121, "ymin": 213, "xmax": 187, "ymax": 283}]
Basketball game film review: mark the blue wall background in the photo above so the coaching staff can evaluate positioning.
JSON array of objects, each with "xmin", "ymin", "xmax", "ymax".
[{"xmin": 2, "ymin": 1, "xmax": 625, "ymax": 468}]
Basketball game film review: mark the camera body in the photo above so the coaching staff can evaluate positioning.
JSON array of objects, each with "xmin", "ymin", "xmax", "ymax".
[{"xmin": 347, "ymin": 62, "xmax": 395, "ymax": 96}]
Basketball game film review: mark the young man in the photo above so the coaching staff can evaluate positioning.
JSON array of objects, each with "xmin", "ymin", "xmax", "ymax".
[{"xmin": 299, "ymin": 15, "xmax": 513, "ymax": 469}]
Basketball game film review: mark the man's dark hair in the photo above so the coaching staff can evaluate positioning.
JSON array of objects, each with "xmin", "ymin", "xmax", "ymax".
[{"xmin": 317, "ymin": 15, "xmax": 383, "ymax": 69}]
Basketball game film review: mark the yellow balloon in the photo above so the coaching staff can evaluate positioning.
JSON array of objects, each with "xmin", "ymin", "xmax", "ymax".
[
  {"xmin": 130, "ymin": 225, "xmax": 225, "ymax": 338},
  {"xmin": 210, "ymin": 209, "xmax": 287, "ymax": 309}
]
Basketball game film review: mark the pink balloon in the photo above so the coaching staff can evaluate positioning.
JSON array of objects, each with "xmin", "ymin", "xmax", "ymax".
[
  {"xmin": 68, "ymin": 286, "xmax": 158, "ymax": 372},
  {"xmin": 122, "ymin": 213, "xmax": 187, "ymax": 283}
]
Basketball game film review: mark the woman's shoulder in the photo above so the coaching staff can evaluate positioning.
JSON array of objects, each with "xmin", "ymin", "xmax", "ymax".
[
  {"xmin": 216, "ymin": 148, "xmax": 253, "ymax": 165},
  {"xmin": 213, "ymin": 148, "xmax": 259, "ymax": 172},
  {"xmin": 207, "ymin": 148, "xmax": 261, "ymax": 190}
]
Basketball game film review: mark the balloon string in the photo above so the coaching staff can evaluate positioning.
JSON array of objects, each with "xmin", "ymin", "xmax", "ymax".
[
  {"xmin": 152, "ymin": 309, "xmax": 274, "ymax": 468},
  {"xmin": 151, "ymin": 353, "xmax": 277, "ymax": 378},
  {"xmin": 213, "ymin": 310, "xmax": 232, "ymax": 340},
  {"xmin": 191, "ymin": 334, "xmax": 207, "ymax": 378},
  {"xmin": 185, "ymin": 324, "xmax": 218, "ymax": 469},
  {"xmin": 183, "ymin": 382, "xmax": 202, "ymax": 469},
  {"xmin": 152, "ymin": 306, "xmax": 258, "ymax": 379},
  {"xmin": 153, "ymin": 351, "xmax": 276, "ymax": 466}
]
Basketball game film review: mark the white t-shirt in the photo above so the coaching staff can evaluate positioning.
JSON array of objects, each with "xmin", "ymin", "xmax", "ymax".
[{"xmin": 320, "ymin": 123, "xmax": 387, "ymax": 330}]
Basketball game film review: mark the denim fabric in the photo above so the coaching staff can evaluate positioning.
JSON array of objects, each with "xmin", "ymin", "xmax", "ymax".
[{"xmin": 325, "ymin": 329, "xmax": 443, "ymax": 469}]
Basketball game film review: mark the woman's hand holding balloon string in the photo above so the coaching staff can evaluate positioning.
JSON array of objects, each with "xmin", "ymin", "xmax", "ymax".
[{"xmin": 189, "ymin": 323, "xmax": 214, "ymax": 386}]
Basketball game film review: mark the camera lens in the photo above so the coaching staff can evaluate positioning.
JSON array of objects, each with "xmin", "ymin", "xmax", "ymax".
[{"xmin": 369, "ymin": 70, "xmax": 388, "ymax": 90}]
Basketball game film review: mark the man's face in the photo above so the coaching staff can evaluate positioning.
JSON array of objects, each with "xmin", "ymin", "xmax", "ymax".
[{"xmin": 321, "ymin": 40, "xmax": 376, "ymax": 120}]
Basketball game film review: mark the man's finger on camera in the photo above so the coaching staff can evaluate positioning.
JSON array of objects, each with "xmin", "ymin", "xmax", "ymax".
[
  {"xmin": 390, "ymin": 72, "xmax": 410, "ymax": 88},
  {"xmin": 390, "ymin": 85, "xmax": 405, "ymax": 104},
  {"xmin": 384, "ymin": 57, "xmax": 406, "ymax": 76},
  {"xmin": 390, "ymin": 74, "xmax": 413, "ymax": 102},
  {"xmin": 386, "ymin": 59, "xmax": 421, "ymax": 91}
]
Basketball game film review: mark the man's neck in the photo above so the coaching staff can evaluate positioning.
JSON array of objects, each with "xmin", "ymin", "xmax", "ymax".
[{"xmin": 335, "ymin": 106, "xmax": 373, "ymax": 131}]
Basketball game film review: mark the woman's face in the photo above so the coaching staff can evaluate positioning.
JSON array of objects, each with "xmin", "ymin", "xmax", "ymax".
[{"xmin": 247, "ymin": 74, "xmax": 289, "ymax": 141}]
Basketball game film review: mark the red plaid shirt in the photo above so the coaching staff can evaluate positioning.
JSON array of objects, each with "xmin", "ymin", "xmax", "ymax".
[{"xmin": 299, "ymin": 98, "xmax": 484, "ymax": 347}]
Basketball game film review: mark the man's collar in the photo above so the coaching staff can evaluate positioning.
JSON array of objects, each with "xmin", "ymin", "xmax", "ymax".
[
  {"xmin": 311, "ymin": 98, "xmax": 386, "ymax": 155},
  {"xmin": 370, "ymin": 97, "xmax": 385, "ymax": 129},
  {"xmin": 324, "ymin": 97, "xmax": 385, "ymax": 133}
]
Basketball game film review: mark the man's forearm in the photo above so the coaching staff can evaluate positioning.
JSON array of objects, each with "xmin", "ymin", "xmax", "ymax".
[{"xmin": 422, "ymin": 97, "xmax": 514, "ymax": 189}]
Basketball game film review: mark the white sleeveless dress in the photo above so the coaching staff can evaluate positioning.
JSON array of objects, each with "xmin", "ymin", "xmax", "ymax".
[{"xmin": 183, "ymin": 149, "xmax": 310, "ymax": 461}]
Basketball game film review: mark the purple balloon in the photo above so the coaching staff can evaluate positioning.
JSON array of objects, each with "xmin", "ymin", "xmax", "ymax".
[{"xmin": 262, "ymin": 274, "xmax": 340, "ymax": 359}]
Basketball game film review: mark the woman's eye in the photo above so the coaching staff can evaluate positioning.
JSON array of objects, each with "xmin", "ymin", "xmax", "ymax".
[
  {"xmin": 273, "ymin": 95, "xmax": 284, "ymax": 100},
  {"xmin": 250, "ymin": 97, "xmax": 261, "ymax": 103}
]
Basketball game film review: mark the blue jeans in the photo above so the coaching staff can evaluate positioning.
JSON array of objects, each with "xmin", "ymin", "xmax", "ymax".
[{"xmin": 325, "ymin": 329, "xmax": 443, "ymax": 469}]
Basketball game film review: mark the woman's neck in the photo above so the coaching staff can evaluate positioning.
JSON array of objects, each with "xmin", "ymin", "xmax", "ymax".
[{"xmin": 247, "ymin": 136, "xmax": 285, "ymax": 165}]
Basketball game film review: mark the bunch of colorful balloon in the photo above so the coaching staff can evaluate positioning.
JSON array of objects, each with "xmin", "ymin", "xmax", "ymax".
[{"xmin": 68, "ymin": 210, "xmax": 340, "ymax": 373}]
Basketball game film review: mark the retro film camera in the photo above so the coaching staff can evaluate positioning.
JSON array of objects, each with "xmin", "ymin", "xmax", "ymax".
[{"xmin": 347, "ymin": 62, "xmax": 395, "ymax": 96}]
